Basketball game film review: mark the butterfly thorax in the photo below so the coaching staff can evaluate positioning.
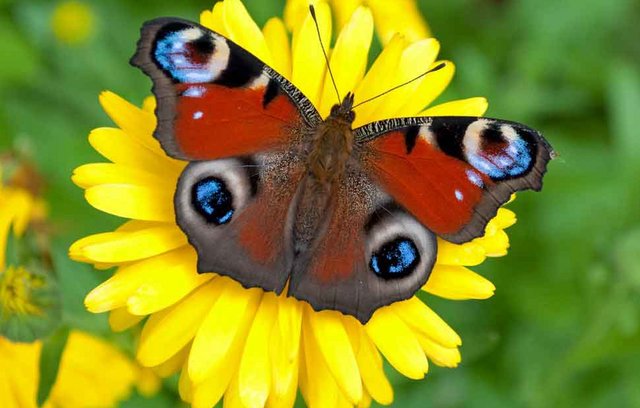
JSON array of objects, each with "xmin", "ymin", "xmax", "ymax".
[
  {"xmin": 293, "ymin": 94, "xmax": 356, "ymax": 250},
  {"xmin": 306, "ymin": 93, "xmax": 356, "ymax": 189}
]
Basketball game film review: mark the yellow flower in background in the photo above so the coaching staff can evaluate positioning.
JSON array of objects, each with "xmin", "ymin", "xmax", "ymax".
[
  {"xmin": 51, "ymin": 1, "xmax": 95, "ymax": 45},
  {"xmin": 0, "ymin": 163, "xmax": 55, "ymax": 341},
  {"xmin": 0, "ymin": 331, "xmax": 159, "ymax": 408},
  {"xmin": 0, "ymin": 164, "xmax": 159, "ymax": 407},
  {"xmin": 70, "ymin": 0, "xmax": 516, "ymax": 407},
  {"xmin": 285, "ymin": 0, "xmax": 430, "ymax": 45}
]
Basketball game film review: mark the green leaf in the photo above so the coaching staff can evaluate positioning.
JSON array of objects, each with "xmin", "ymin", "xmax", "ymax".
[{"xmin": 37, "ymin": 326, "xmax": 70, "ymax": 406}]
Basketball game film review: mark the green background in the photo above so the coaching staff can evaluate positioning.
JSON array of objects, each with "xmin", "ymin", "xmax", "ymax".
[{"xmin": 1, "ymin": 0, "xmax": 639, "ymax": 406}]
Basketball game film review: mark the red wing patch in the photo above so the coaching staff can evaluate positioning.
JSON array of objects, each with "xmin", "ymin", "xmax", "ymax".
[
  {"xmin": 174, "ymin": 83, "xmax": 300, "ymax": 160},
  {"xmin": 365, "ymin": 131, "xmax": 491, "ymax": 236}
]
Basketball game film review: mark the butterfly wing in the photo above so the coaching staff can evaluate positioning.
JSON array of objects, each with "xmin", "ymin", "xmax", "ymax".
[
  {"xmin": 131, "ymin": 18, "xmax": 318, "ymax": 293},
  {"xmin": 130, "ymin": 17, "xmax": 321, "ymax": 160},
  {"xmin": 355, "ymin": 116, "xmax": 553, "ymax": 244},
  {"xmin": 287, "ymin": 166, "xmax": 437, "ymax": 322}
]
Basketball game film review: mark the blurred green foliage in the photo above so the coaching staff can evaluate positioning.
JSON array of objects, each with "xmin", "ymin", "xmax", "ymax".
[{"xmin": 1, "ymin": 0, "xmax": 639, "ymax": 407}]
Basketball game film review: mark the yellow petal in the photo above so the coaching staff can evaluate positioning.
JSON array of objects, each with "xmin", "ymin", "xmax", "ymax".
[
  {"xmin": 85, "ymin": 248, "xmax": 205, "ymax": 314},
  {"xmin": 419, "ymin": 97, "xmax": 489, "ymax": 117},
  {"xmin": 284, "ymin": 0, "xmax": 318, "ymax": 33},
  {"xmin": 353, "ymin": 34, "xmax": 407, "ymax": 126},
  {"xmin": 308, "ymin": 310, "xmax": 362, "ymax": 404},
  {"xmin": 191, "ymin": 289, "xmax": 260, "ymax": 408},
  {"xmin": 223, "ymin": 374, "xmax": 243, "ymax": 408},
  {"xmin": 87, "ymin": 127, "xmax": 184, "ymax": 175},
  {"xmin": 299, "ymin": 313, "xmax": 341, "ymax": 407},
  {"xmin": 494, "ymin": 208, "xmax": 517, "ymax": 229},
  {"xmin": 85, "ymin": 184, "xmax": 174, "ymax": 222},
  {"xmin": 318, "ymin": 6, "xmax": 373, "ymax": 117},
  {"xmin": 70, "ymin": 221, "xmax": 161, "ymax": 263},
  {"xmin": 436, "ymin": 239, "xmax": 487, "ymax": 266},
  {"xmin": 223, "ymin": 0, "xmax": 272, "ymax": 64},
  {"xmin": 200, "ymin": 2, "xmax": 228, "ymax": 36},
  {"xmin": 153, "ymin": 343, "xmax": 190, "ymax": 378},
  {"xmin": 358, "ymin": 390, "xmax": 373, "ymax": 408},
  {"xmin": 291, "ymin": 1, "xmax": 331, "ymax": 106},
  {"xmin": 370, "ymin": 38, "xmax": 440, "ymax": 121},
  {"xmin": 366, "ymin": 307, "xmax": 428, "ymax": 379},
  {"xmin": 353, "ymin": 324, "xmax": 393, "ymax": 405},
  {"xmin": 477, "ymin": 228, "xmax": 510, "ymax": 257},
  {"xmin": 263, "ymin": 18, "xmax": 292, "ymax": 79},
  {"xmin": 126, "ymin": 249, "xmax": 210, "ymax": 315},
  {"xmin": 266, "ymin": 353, "xmax": 298, "ymax": 408},
  {"xmin": 396, "ymin": 61, "xmax": 454, "ymax": 116},
  {"xmin": 99, "ymin": 91, "xmax": 159, "ymax": 151},
  {"xmin": 69, "ymin": 224, "xmax": 186, "ymax": 263},
  {"xmin": 417, "ymin": 333, "xmax": 461, "ymax": 368},
  {"xmin": 189, "ymin": 278, "xmax": 262, "ymax": 384},
  {"xmin": 108, "ymin": 307, "xmax": 144, "ymax": 332},
  {"xmin": 269, "ymin": 296, "xmax": 303, "ymax": 407},
  {"xmin": 391, "ymin": 297, "xmax": 461, "ymax": 348},
  {"xmin": 329, "ymin": 0, "xmax": 361, "ymax": 30},
  {"xmin": 179, "ymin": 360, "xmax": 194, "ymax": 403},
  {"xmin": 142, "ymin": 95, "xmax": 155, "ymax": 112},
  {"xmin": 367, "ymin": 0, "xmax": 431, "ymax": 45},
  {"xmin": 238, "ymin": 293, "xmax": 277, "ymax": 408},
  {"xmin": 423, "ymin": 265, "xmax": 495, "ymax": 300},
  {"xmin": 72, "ymin": 163, "xmax": 176, "ymax": 190},
  {"xmin": 0, "ymin": 188, "xmax": 34, "ymax": 268},
  {"xmin": 137, "ymin": 279, "xmax": 222, "ymax": 367}
]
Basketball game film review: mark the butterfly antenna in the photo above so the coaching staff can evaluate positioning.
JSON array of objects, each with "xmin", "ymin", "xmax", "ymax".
[
  {"xmin": 352, "ymin": 62, "xmax": 446, "ymax": 109},
  {"xmin": 309, "ymin": 5, "xmax": 341, "ymax": 103}
]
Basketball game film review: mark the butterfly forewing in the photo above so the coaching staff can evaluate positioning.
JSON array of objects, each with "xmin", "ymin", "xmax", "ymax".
[
  {"xmin": 130, "ymin": 17, "xmax": 321, "ymax": 161},
  {"xmin": 355, "ymin": 116, "xmax": 553, "ymax": 243}
]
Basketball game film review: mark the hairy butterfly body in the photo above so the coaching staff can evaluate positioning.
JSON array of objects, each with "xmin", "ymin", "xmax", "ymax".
[{"xmin": 131, "ymin": 17, "xmax": 553, "ymax": 323}]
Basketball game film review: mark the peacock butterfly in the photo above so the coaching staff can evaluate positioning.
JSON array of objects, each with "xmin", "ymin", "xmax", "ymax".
[{"xmin": 130, "ymin": 12, "xmax": 553, "ymax": 323}]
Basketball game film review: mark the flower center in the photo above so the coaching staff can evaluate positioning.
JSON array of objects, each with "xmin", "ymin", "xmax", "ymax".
[{"xmin": 0, "ymin": 266, "xmax": 44, "ymax": 317}]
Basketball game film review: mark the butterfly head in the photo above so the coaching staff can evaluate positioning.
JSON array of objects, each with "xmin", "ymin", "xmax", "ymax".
[{"xmin": 328, "ymin": 92, "xmax": 356, "ymax": 125}]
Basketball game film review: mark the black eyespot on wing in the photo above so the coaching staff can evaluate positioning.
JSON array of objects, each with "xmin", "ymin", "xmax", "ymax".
[
  {"xmin": 191, "ymin": 177, "xmax": 234, "ymax": 225},
  {"xmin": 370, "ymin": 237, "xmax": 421, "ymax": 279}
]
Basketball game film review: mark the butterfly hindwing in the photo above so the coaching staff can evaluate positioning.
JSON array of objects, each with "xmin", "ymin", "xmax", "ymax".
[
  {"xmin": 356, "ymin": 116, "xmax": 553, "ymax": 243},
  {"xmin": 174, "ymin": 152, "xmax": 306, "ymax": 293},
  {"xmin": 130, "ymin": 17, "xmax": 320, "ymax": 161}
]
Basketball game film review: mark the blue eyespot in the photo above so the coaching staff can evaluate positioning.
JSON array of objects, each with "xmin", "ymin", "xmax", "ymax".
[
  {"xmin": 155, "ymin": 31, "xmax": 215, "ymax": 83},
  {"xmin": 192, "ymin": 177, "xmax": 234, "ymax": 225},
  {"xmin": 468, "ymin": 138, "xmax": 532, "ymax": 180},
  {"xmin": 370, "ymin": 238, "xmax": 420, "ymax": 278}
]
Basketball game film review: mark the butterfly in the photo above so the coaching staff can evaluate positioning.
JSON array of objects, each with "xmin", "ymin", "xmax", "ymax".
[{"xmin": 130, "ymin": 15, "xmax": 553, "ymax": 323}]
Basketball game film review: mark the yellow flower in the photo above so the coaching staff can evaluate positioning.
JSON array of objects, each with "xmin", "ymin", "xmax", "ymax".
[
  {"xmin": 285, "ymin": 0, "xmax": 430, "ymax": 45},
  {"xmin": 51, "ymin": 1, "xmax": 95, "ymax": 45},
  {"xmin": 0, "ymin": 331, "xmax": 159, "ymax": 407},
  {"xmin": 70, "ymin": 1, "xmax": 516, "ymax": 407}
]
